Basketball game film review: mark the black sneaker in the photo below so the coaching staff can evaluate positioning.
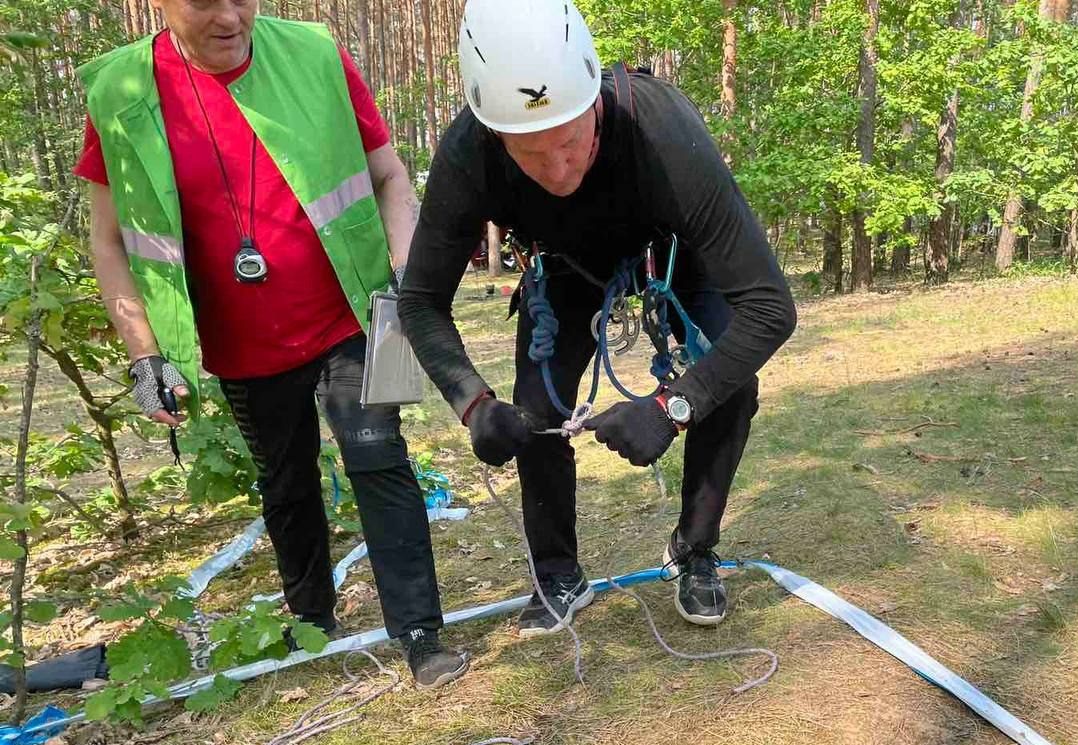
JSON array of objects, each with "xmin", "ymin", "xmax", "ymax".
[
  {"xmin": 401, "ymin": 628, "xmax": 469, "ymax": 690},
  {"xmin": 662, "ymin": 529, "xmax": 727, "ymax": 625},
  {"xmin": 516, "ymin": 566, "xmax": 595, "ymax": 638}
]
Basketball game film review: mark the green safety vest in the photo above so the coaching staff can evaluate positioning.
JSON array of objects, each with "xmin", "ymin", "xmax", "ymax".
[{"xmin": 78, "ymin": 17, "xmax": 391, "ymax": 413}]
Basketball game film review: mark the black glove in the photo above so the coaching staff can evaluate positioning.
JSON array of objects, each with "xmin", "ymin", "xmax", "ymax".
[
  {"xmin": 584, "ymin": 398, "xmax": 678, "ymax": 467},
  {"xmin": 129, "ymin": 356, "xmax": 187, "ymax": 418},
  {"xmin": 467, "ymin": 397, "xmax": 538, "ymax": 466}
]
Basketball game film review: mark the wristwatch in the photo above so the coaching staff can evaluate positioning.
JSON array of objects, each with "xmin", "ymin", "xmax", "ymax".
[{"xmin": 658, "ymin": 393, "xmax": 694, "ymax": 429}]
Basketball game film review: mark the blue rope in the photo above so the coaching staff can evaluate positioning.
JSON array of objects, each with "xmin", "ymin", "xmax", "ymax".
[
  {"xmin": 525, "ymin": 265, "xmax": 602, "ymax": 418},
  {"xmin": 597, "ymin": 259, "xmax": 665, "ymax": 402},
  {"xmin": 525, "ymin": 247, "xmax": 701, "ymax": 417}
]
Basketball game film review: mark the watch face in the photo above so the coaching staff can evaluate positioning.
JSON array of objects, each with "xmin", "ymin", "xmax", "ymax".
[{"xmin": 667, "ymin": 397, "xmax": 692, "ymax": 423}]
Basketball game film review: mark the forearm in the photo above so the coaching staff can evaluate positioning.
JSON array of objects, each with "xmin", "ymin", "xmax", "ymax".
[
  {"xmin": 93, "ymin": 242, "xmax": 158, "ymax": 362},
  {"xmin": 374, "ymin": 170, "xmax": 419, "ymax": 270},
  {"xmin": 88, "ymin": 183, "xmax": 158, "ymax": 363}
]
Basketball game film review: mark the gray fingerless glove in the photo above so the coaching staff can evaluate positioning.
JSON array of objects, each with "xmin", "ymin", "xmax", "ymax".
[{"xmin": 129, "ymin": 356, "xmax": 187, "ymax": 417}]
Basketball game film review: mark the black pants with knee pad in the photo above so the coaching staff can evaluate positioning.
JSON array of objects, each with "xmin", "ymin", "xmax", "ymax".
[
  {"xmin": 513, "ymin": 265, "xmax": 759, "ymax": 577},
  {"xmin": 220, "ymin": 333, "xmax": 442, "ymax": 639}
]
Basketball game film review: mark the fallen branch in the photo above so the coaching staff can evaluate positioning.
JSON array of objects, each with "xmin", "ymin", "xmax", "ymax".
[
  {"xmin": 904, "ymin": 447, "xmax": 979, "ymax": 464},
  {"xmin": 32, "ymin": 486, "xmax": 112, "ymax": 542},
  {"xmin": 856, "ymin": 416, "xmax": 959, "ymax": 436}
]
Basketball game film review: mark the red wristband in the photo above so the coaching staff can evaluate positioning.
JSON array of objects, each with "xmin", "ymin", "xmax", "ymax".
[
  {"xmin": 654, "ymin": 393, "xmax": 687, "ymax": 432},
  {"xmin": 461, "ymin": 391, "xmax": 494, "ymax": 426}
]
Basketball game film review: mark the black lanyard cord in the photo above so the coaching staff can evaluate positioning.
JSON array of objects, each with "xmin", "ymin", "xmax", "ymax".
[{"xmin": 177, "ymin": 34, "xmax": 257, "ymax": 243}]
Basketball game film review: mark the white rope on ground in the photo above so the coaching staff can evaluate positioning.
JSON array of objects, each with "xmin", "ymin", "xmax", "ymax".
[
  {"xmin": 600, "ymin": 576, "xmax": 778, "ymax": 692},
  {"xmin": 265, "ymin": 651, "xmax": 399, "ymax": 745},
  {"xmin": 482, "ymin": 466, "xmax": 587, "ymax": 683},
  {"xmin": 607, "ymin": 460, "xmax": 778, "ymax": 692},
  {"xmin": 481, "ymin": 462, "xmax": 779, "ymax": 692}
]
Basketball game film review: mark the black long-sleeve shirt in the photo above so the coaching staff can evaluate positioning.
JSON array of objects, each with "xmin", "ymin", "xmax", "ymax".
[{"xmin": 398, "ymin": 70, "xmax": 796, "ymax": 422}]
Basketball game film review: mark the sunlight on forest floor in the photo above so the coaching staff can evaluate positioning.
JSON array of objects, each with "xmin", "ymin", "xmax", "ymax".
[{"xmin": 3, "ymin": 276, "xmax": 1076, "ymax": 744}]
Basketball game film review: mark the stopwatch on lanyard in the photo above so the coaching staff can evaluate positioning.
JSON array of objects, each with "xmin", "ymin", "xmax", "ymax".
[{"xmin": 179, "ymin": 38, "xmax": 267, "ymax": 283}]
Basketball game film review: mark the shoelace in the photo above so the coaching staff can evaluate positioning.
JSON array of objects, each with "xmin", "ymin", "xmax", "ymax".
[
  {"xmin": 407, "ymin": 635, "xmax": 443, "ymax": 666},
  {"xmin": 659, "ymin": 547, "xmax": 722, "ymax": 583}
]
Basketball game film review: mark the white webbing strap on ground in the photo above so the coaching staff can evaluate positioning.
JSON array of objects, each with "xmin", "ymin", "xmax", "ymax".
[
  {"xmin": 29, "ymin": 563, "xmax": 1051, "ymax": 744},
  {"xmin": 250, "ymin": 507, "xmax": 471, "ymax": 606},
  {"xmin": 179, "ymin": 518, "xmax": 266, "ymax": 599},
  {"xmin": 743, "ymin": 560, "xmax": 1052, "ymax": 745}
]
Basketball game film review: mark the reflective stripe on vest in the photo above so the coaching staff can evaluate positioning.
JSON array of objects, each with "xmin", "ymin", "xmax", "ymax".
[
  {"xmin": 121, "ymin": 229, "xmax": 184, "ymax": 265},
  {"xmin": 304, "ymin": 170, "xmax": 375, "ymax": 230}
]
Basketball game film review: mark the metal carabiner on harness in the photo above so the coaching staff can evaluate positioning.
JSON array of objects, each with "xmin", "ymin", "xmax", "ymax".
[{"xmin": 641, "ymin": 235, "xmax": 712, "ymax": 369}]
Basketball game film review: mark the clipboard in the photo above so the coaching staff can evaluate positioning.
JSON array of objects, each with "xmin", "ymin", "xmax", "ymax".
[{"xmin": 360, "ymin": 291, "xmax": 426, "ymax": 407}]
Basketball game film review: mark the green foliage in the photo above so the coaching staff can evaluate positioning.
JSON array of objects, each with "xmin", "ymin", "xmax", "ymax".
[
  {"xmin": 178, "ymin": 378, "xmax": 259, "ymax": 505},
  {"xmin": 208, "ymin": 602, "xmax": 328, "ymax": 669},
  {"xmin": 184, "ymin": 674, "xmax": 243, "ymax": 713},
  {"xmin": 86, "ymin": 579, "xmax": 197, "ymax": 724}
]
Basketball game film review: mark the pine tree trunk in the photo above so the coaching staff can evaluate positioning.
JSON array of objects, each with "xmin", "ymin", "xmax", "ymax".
[
  {"xmin": 1066, "ymin": 207, "xmax": 1078, "ymax": 275},
  {"xmin": 927, "ymin": 88, "xmax": 958, "ymax": 285},
  {"xmin": 823, "ymin": 207, "xmax": 844, "ymax": 293},
  {"xmin": 851, "ymin": 0, "xmax": 879, "ymax": 292},
  {"xmin": 997, "ymin": 0, "xmax": 1054, "ymax": 270},
  {"xmin": 721, "ymin": 0, "xmax": 737, "ymax": 118},
  {"xmin": 419, "ymin": 0, "xmax": 439, "ymax": 152}
]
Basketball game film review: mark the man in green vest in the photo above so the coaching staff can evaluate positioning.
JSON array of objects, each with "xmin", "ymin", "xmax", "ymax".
[{"xmin": 74, "ymin": 0, "xmax": 468, "ymax": 689}]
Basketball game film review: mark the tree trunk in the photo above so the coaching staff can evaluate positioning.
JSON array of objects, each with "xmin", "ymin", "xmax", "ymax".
[
  {"xmin": 28, "ymin": 50, "xmax": 54, "ymax": 192},
  {"xmin": 851, "ymin": 0, "xmax": 879, "ymax": 292},
  {"xmin": 1067, "ymin": 207, "xmax": 1078, "ymax": 275},
  {"xmin": 892, "ymin": 217, "xmax": 912, "ymax": 272},
  {"xmin": 43, "ymin": 347, "xmax": 139, "ymax": 541},
  {"xmin": 420, "ymin": 0, "xmax": 439, "ymax": 152},
  {"xmin": 10, "ymin": 255, "xmax": 43, "ymax": 725},
  {"xmin": 721, "ymin": 0, "xmax": 737, "ymax": 119},
  {"xmin": 356, "ymin": 0, "xmax": 371, "ymax": 78},
  {"xmin": 997, "ymin": 0, "xmax": 1054, "ymax": 271},
  {"xmin": 927, "ymin": 88, "xmax": 959, "ymax": 285},
  {"xmin": 823, "ymin": 207, "xmax": 844, "ymax": 293},
  {"xmin": 486, "ymin": 222, "xmax": 502, "ymax": 278},
  {"xmin": 91, "ymin": 412, "xmax": 139, "ymax": 541}
]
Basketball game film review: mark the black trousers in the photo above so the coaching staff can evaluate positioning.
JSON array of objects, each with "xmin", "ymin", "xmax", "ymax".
[
  {"xmin": 513, "ymin": 266, "xmax": 759, "ymax": 577},
  {"xmin": 219, "ymin": 334, "xmax": 442, "ymax": 639}
]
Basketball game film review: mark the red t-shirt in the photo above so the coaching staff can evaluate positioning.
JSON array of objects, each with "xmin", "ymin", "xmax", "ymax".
[{"xmin": 75, "ymin": 32, "xmax": 391, "ymax": 379}]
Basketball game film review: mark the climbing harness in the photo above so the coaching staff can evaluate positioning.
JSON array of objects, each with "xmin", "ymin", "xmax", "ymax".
[{"xmin": 524, "ymin": 233, "xmax": 712, "ymax": 436}]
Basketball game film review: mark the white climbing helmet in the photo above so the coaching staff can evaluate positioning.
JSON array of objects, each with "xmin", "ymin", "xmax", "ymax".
[{"xmin": 458, "ymin": 0, "xmax": 602, "ymax": 134}]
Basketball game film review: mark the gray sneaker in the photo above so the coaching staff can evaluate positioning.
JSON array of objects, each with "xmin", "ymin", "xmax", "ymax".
[
  {"xmin": 516, "ymin": 566, "xmax": 595, "ymax": 638},
  {"xmin": 401, "ymin": 628, "xmax": 469, "ymax": 689}
]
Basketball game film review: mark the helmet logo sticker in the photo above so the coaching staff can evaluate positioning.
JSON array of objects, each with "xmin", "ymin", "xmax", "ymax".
[{"xmin": 518, "ymin": 85, "xmax": 551, "ymax": 110}]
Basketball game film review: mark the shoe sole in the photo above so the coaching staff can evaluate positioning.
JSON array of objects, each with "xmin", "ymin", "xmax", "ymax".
[
  {"xmin": 664, "ymin": 546, "xmax": 727, "ymax": 626},
  {"xmin": 414, "ymin": 653, "xmax": 470, "ymax": 690},
  {"xmin": 674, "ymin": 592, "xmax": 727, "ymax": 626},
  {"xmin": 517, "ymin": 585, "xmax": 596, "ymax": 638}
]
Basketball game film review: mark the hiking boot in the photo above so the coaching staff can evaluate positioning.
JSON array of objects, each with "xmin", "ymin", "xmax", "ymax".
[
  {"xmin": 401, "ymin": 628, "xmax": 469, "ymax": 689},
  {"xmin": 662, "ymin": 529, "xmax": 727, "ymax": 625},
  {"xmin": 516, "ymin": 565, "xmax": 595, "ymax": 638}
]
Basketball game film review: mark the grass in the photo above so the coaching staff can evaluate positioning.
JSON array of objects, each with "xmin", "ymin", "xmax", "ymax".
[{"xmin": 2, "ymin": 274, "xmax": 1077, "ymax": 744}]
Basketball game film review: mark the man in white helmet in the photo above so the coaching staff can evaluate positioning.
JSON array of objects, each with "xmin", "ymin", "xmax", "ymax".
[{"xmin": 399, "ymin": 0, "xmax": 796, "ymax": 635}]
